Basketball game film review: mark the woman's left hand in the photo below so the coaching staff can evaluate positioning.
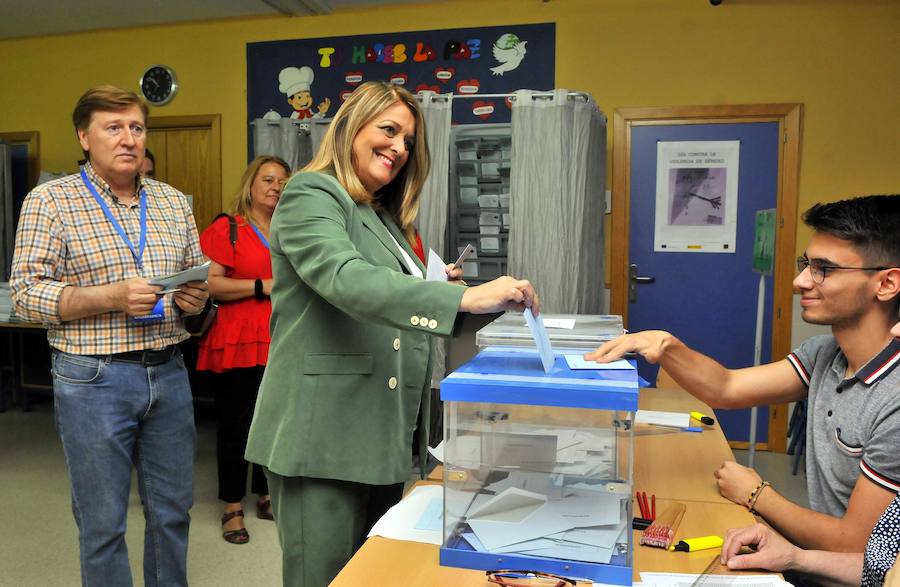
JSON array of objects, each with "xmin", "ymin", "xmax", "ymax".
[{"xmin": 445, "ymin": 263, "xmax": 466, "ymax": 285}]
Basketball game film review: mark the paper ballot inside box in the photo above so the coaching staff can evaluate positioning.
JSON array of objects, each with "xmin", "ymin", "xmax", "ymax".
[{"xmin": 468, "ymin": 487, "xmax": 546, "ymax": 523}]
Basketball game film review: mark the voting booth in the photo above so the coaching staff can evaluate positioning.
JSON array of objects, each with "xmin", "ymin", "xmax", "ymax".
[{"xmin": 439, "ymin": 314, "xmax": 638, "ymax": 584}]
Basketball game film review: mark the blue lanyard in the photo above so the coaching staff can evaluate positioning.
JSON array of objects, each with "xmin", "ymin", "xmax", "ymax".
[
  {"xmin": 250, "ymin": 222, "xmax": 270, "ymax": 249},
  {"xmin": 81, "ymin": 168, "xmax": 148, "ymax": 272}
]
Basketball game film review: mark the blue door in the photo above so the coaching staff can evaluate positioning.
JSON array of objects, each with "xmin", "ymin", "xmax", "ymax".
[{"xmin": 628, "ymin": 122, "xmax": 779, "ymax": 443}]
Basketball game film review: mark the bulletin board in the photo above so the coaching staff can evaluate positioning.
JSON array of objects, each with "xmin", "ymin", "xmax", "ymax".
[{"xmin": 246, "ymin": 23, "xmax": 555, "ymax": 144}]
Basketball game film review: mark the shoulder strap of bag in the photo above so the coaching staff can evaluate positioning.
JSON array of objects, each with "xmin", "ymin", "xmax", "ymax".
[{"xmin": 211, "ymin": 212, "xmax": 238, "ymax": 249}]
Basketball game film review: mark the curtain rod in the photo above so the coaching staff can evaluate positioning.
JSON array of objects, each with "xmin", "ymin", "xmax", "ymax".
[
  {"xmin": 420, "ymin": 91, "xmax": 590, "ymax": 103},
  {"xmin": 253, "ymin": 117, "xmax": 326, "ymax": 128},
  {"xmin": 253, "ymin": 90, "xmax": 591, "ymax": 126}
]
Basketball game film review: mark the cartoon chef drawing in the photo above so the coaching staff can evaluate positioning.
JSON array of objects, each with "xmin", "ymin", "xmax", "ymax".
[{"xmin": 278, "ymin": 66, "xmax": 331, "ymax": 120}]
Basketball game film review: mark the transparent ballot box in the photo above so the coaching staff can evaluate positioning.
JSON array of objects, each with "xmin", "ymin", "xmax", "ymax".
[{"xmin": 439, "ymin": 343, "xmax": 638, "ymax": 584}]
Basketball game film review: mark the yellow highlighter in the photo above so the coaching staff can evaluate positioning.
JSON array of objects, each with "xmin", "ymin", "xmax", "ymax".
[
  {"xmin": 669, "ymin": 535, "xmax": 724, "ymax": 552},
  {"xmin": 690, "ymin": 411, "xmax": 715, "ymax": 426}
]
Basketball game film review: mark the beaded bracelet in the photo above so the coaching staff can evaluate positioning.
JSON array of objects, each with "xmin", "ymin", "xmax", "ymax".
[{"xmin": 747, "ymin": 480, "xmax": 771, "ymax": 514}]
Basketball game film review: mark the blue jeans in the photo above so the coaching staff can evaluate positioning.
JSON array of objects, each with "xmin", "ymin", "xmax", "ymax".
[{"xmin": 52, "ymin": 350, "xmax": 196, "ymax": 587}]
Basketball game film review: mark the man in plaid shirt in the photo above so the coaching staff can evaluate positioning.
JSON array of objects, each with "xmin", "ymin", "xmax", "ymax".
[{"xmin": 10, "ymin": 85, "xmax": 209, "ymax": 587}]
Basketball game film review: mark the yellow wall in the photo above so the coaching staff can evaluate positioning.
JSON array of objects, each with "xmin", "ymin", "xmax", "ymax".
[{"xmin": 0, "ymin": 0, "xmax": 897, "ymax": 251}]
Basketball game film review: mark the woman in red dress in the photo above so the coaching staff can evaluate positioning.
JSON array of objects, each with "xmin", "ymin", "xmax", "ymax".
[{"xmin": 197, "ymin": 155, "xmax": 291, "ymax": 544}]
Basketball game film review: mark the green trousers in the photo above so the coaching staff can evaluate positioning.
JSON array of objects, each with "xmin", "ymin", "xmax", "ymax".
[{"xmin": 265, "ymin": 471, "xmax": 404, "ymax": 587}]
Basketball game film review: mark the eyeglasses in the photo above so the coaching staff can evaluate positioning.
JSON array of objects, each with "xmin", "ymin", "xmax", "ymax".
[
  {"xmin": 486, "ymin": 570, "xmax": 577, "ymax": 587},
  {"xmin": 796, "ymin": 255, "xmax": 894, "ymax": 284}
]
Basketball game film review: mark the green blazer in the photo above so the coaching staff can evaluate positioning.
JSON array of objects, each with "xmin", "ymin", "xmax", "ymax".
[{"xmin": 245, "ymin": 171, "xmax": 464, "ymax": 485}]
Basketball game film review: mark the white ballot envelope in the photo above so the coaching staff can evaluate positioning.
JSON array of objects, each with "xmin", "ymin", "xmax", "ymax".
[
  {"xmin": 150, "ymin": 261, "xmax": 211, "ymax": 290},
  {"xmin": 524, "ymin": 308, "xmax": 554, "ymax": 373},
  {"xmin": 468, "ymin": 487, "xmax": 547, "ymax": 523}
]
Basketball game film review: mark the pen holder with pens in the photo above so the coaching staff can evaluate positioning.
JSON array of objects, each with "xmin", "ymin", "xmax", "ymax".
[{"xmin": 639, "ymin": 502, "xmax": 686, "ymax": 550}]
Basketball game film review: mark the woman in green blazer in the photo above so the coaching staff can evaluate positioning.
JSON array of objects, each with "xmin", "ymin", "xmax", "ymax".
[{"xmin": 245, "ymin": 81, "xmax": 539, "ymax": 587}]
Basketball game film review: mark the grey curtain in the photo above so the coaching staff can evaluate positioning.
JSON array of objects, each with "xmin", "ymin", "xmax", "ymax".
[
  {"xmin": 414, "ymin": 93, "xmax": 453, "ymax": 388},
  {"xmin": 507, "ymin": 89, "xmax": 607, "ymax": 314},
  {"xmin": 0, "ymin": 143, "xmax": 13, "ymax": 281},
  {"xmin": 251, "ymin": 117, "xmax": 313, "ymax": 171},
  {"xmin": 309, "ymin": 119, "xmax": 330, "ymax": 160}
]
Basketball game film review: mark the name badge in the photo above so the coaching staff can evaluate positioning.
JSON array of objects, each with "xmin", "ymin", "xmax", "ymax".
[{"xmin": 132, "ymin": 298, "xmax": 165, "ymax": 323}]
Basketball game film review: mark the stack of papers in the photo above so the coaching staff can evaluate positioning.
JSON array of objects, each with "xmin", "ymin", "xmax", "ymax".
[
  {"xmin": 460, "ymin": 487, "xmax": 628, "ymax": 564},
  {"xmin": 367, "ymin": 484, "xmax": 444, "ymax": 545},
  {"xmin": 634, "ymin": 410, "xmax": 691, "ymax": 428}
]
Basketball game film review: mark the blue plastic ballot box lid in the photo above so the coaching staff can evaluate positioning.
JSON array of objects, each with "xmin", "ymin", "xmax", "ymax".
[{"xmin": 440, "ymin": 347, "xmax": 639, "ymax": 412}]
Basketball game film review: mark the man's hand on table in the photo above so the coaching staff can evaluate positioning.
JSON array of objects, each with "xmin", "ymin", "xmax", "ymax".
[
  {"xmin": 714, "ymin": 460, "xmax": 762, "ymax": 507},
  {"xmin": 721, "ymin": 523, "xmax": 798, "ymax": 571}
]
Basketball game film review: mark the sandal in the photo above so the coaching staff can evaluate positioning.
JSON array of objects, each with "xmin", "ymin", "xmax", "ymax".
[
  {"xmin": 221, "ymin": 509, "xmax": 249, "ymax": 544},
  {"xmin": 256, "ymin": 499, "xmax": 274, "ymax": 521}
]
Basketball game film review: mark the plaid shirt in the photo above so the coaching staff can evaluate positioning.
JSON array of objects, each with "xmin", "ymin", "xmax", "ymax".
[{"xmin": 10, "ymin": 163, "xmax": 204, "ymax": 355}]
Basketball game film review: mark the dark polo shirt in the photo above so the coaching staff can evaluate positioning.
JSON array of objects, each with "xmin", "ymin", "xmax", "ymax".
[{"xmin": 787, "ymin": 335, "xmax": 900, "ymax": 516}]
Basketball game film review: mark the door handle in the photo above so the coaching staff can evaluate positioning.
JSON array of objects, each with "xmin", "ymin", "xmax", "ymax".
[{"xmin": 629, "ymin": 263, "xmax": 655, "ymax": 303}]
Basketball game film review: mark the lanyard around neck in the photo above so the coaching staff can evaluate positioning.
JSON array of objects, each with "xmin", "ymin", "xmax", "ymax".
[
  {"xmin": 81, "ymin": 168, "xmax": 148, "ymax": 271},
  {"xmin": 249, "ymin": 222, "xmax": 270, "ymax": 249}
]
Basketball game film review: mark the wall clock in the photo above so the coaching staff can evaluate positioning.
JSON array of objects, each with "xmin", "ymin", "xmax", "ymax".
[{"xmin": 140, "ymin": 65, "xmax": 178, "ymax": 106}]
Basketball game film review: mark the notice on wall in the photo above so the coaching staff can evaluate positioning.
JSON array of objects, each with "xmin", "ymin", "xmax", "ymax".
[
  {"xmin": 653, "ymin": 141, "xmax": 740, "ymax": 253},
  {"xmin": 753, "ymin": 208, "xmax": 776, "ymax": 275}
]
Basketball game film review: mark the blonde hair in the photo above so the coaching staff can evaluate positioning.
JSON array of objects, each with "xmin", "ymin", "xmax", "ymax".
[
  {"xmin": 231, "ymin": 156, "xmax": 291, "ymax": 226},
  {"xmin": 303, "ymin": 81, "xmax": 429, "ymax": 246}
]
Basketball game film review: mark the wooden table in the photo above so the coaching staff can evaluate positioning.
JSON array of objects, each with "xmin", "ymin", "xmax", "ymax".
[{"xmin": 332, "ymin": 387, "xmax": 766, "ymax": 585}]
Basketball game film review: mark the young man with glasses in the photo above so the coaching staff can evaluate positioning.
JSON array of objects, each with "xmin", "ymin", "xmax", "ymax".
[{"xmin": 586, "ymin": 195, "xmax": 900, "ymax": 557}]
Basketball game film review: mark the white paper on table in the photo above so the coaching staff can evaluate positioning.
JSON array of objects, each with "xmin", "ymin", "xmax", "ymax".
[
  {"xmin": 565, "ymin": 355, "xmax": 635, "ymax": 370},
  {"xmin": 524, "ymin": 308, "xmax": 554, "ymax": 373},
  {"xmin": 367, "ymin": 484, "xmax": 444, "ymax": 545},
  {"xmin": 427, "ymin": 439, "xmax": 444, "ymax": 463},
  {"xmin": 149, "ymin": 261, "xmax": 210, "ymax": 289},
  {"xmin": 426, "ymin": 249, "xmax": 448, "ymax": 281},
  {"xmin": 542, "ymin": 318, "xmax": 576, "ymax": 329},
  {"xmin": 634, "ymin": 410, "xmax": 691, "ymax": 428},
  {"xmin": 468, "ymin": 487, "xmax": 547, "ymax": 523},
  {"xmin": 639, "ymin": 572, "xmax": 790, "ymax": 587}
]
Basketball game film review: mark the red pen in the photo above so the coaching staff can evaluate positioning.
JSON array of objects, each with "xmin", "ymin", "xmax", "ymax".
[
  {"xmin": 636, "ymin": 491, "xmax": 646, "ymax": 518},
  {"xmin": 651, "ymin": 494, "xmax": 656, "ymax": 520}
]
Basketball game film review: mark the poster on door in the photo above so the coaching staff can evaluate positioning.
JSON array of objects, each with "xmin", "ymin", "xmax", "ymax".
[
  {"xmin": 246, "ymin": 23, "xmax": 555, "ymax": 128},
  {"xmin": 653, "ymin": 140, "xmax": 740, "ymax": 253}
]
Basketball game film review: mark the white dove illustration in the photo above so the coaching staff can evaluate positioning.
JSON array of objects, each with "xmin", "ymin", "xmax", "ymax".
[{"xmin": 490, "ymin": 33, "xmax": 527, "ymax": 76}]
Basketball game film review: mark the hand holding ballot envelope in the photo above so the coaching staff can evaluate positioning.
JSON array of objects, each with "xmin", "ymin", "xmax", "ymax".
[
  {"xmin": 460, "ymin": 276, "xmax": 540, "ymax": 315},
  {"xmin": 427, "ymin": 245, "xmax": 537, "ymax": 314},
  {"xmin": 149, "ymin": 261, "xmax": 211, "ymax": 315}
]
